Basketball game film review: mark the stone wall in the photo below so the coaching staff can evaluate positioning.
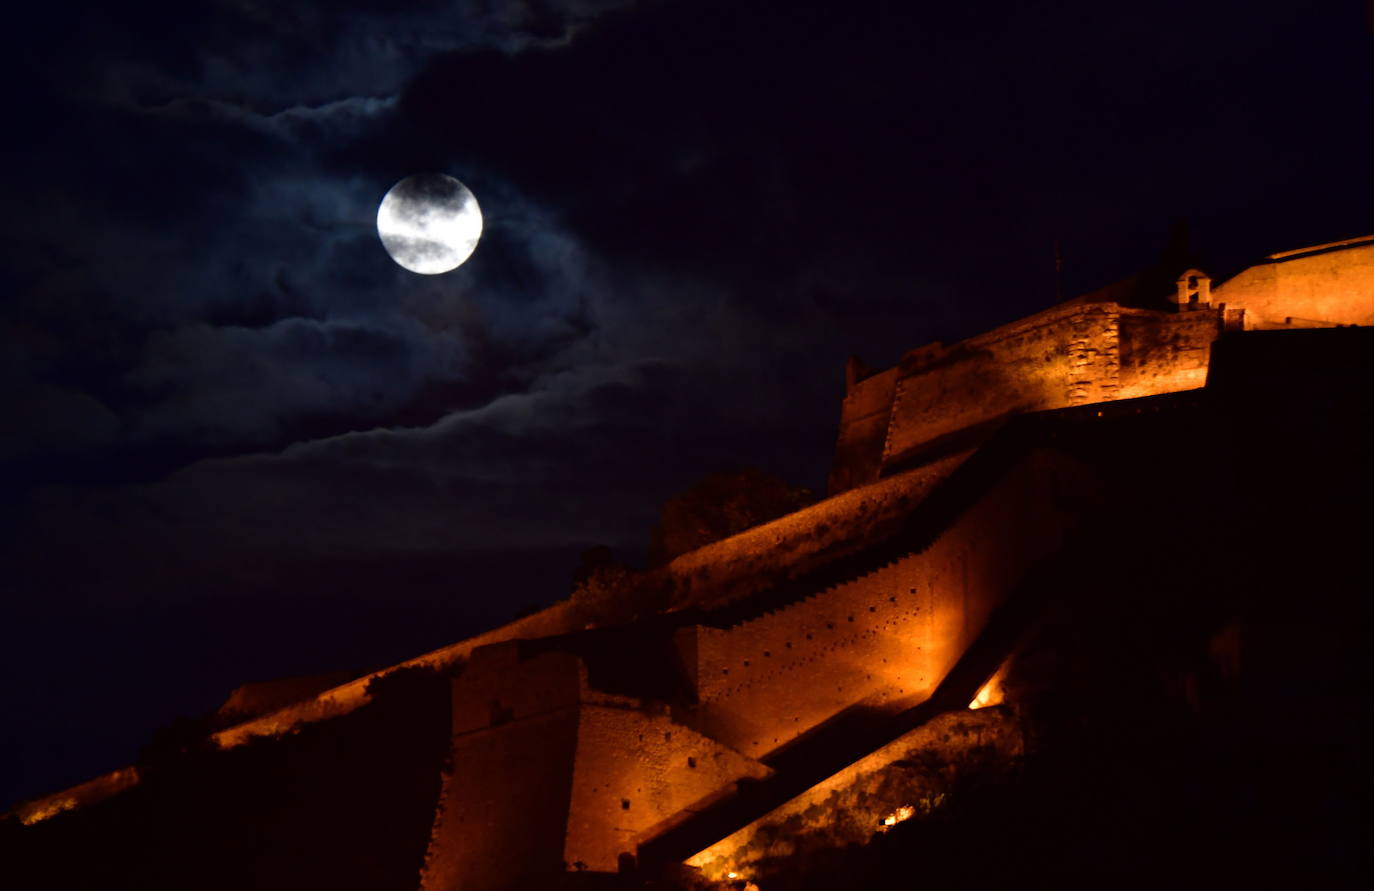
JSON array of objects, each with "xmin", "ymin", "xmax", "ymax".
[
  {"xmin": 827, "ymin": 302, "xmax": 1143, "ymax": 493},
  {"xmin": 673, "ymin": 450, "xmax": 1076, "ymax": 760},
  {"xmin": 417, "ymin": 443, "xmax": 1085, "ymax": 889},
  {"xmin": 660, "ymin": 453, "xmax": 965, "ymax": 613},
  {"xmin": 1215, "ymin": 237, "xmax": 1374, "ymax": 328},
  {"xmin": 882, "ymin": 303, "xmax": 1124, "ymax": 471},
  {"xmin": 564, "ymin": 706, "xmax": 770, "ymax": 873},
  {"xmin": 451, "ymin": 644, "xmax": 585, "ymax": 734},
  {"xmin": 828, "ymin": 236, "xmax": 1374, "ymax": 495},
  {"xmin": 424, "ymin": 645, "xmax": 772, "ymax": 889},
  {"xmin": 685, "ymin": 707, "xmax": 1024, "ymax": 883},
  {"xmin": 828, "ymin": 367, "xmax": 898, "ymax": 493},
  {"xmin": 1116, "ymin": 308, "xmax": 1222, "ymax": 400},
  {"xmin": 8, "ymin": 768, "xmax": 140, "ymax": 826},
  {"xmin": 211, "ymin": 600, "xmax": 581, "ymax": 748},
  {"xmin": 422, "ymin": 706, "xmax": 581, "ymax": 891},
  {"xmin": 422, "ymin": 648, "xmax": 587, "ymax": 891}
]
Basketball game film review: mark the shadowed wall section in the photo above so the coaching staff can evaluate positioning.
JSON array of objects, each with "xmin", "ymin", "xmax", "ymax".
[
  {"xmin": 565, "ymin": 706, "xmax": 771, "ymax": 873},
  {"xmin": 421, "ymin": 648, "xmax": 585, "ymax": 891},
  {"xmin": 685, "ymin": 708, "xmax": 1024, "ymax": 882},
  {"xmin": 421, "ymin": 647, "xmax": 772, "ymax": 889}
]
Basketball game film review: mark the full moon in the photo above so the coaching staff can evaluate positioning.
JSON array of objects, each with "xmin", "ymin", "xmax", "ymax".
[{"xmin": 376, "ymin": 173, "xmax": 483, "ymax": 274}]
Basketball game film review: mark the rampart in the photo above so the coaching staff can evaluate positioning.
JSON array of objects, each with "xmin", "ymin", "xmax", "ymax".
[
  {"xmin": 672, "ymin": 449, "xmax": 1074, "ymax": 760},
  {"xmin": 829, "ymin": 234, "xmax": 1374, "ymax": 493},
  {"xmin": 420, "ymin": 645, "xmax": 772, "ymax": 889},
  {"xmin": 8, "ymin": 767, "xmax": 140, "ymax": 827},
  {"xmin": 685, "ymin": 707, "xmax": 1023, "ymax": 882},
  {"xmin": 1211, "ymin": 235, "xmax": 1374, "ymax": 328},
  {"xmin": 830, "ymin": 301, "xmax": 1224, "ymax": 491},
  {"xmin": 415, "ymin": 435, "xmax": 1100, "ymax": 891},
  {"xmin": 10, "ymin": 234, "xmax": 1374, "ymax": 891}
]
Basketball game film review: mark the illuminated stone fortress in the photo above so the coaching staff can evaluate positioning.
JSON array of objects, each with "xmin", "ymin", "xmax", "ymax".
[{"xmin": 7, "ymin": 234, "xmax": 1373, "ymax": 891}]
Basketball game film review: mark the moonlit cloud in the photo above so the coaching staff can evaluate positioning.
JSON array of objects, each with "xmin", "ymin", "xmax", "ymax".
[
  {"xmin": 124, "ymin": 316, "xmax": 470, "ymax": 446},
  {"xmin": 77, "ymin": 0, "xmax": 642, "ymax": 113}
]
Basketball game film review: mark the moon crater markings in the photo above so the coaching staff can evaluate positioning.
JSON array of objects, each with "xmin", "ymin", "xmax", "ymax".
[{"xmin": 376, "ymin": 173, "xmax": 483, "ymax": 274}]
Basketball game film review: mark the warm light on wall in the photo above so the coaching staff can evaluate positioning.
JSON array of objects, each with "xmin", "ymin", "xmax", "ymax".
[
  {"xmin": 11, "ymin": 766, "xmax": 141, "ymax": 826},
  {"xmin": 878, "ymin": 804, "xmax": 916, "ymax": 831},
  {"xmin": 968, "ymin": 668, "xmax": 1006, "ymax": 710},
  {"xmin": 18, "ymin": 797, "xmax": 77, "ymax": 825}
]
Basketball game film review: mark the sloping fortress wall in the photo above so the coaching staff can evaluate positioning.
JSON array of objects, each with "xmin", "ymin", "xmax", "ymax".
[
  {"xmin": 829, "ymin": 302, "xmax": 1220, "ymax": 492},
  {"xmin": 563, "ymin": 704, "xmax": 771, "ymax": 872},
  {"xmin": 12, "ymin": 234, "xmax": 1374, "ymax": 891},
  {"xmin": 421, "ymin": 645, "xmax": 772, "ymax": 890},
  {"xmin": 672, "ymin": 451, "xmax": 1074, "ymax": 761},
  {"xmin": 420, "ymin": 447, "xmax": 1083, "ymax": 891},
  {"xmin": 686, "ymin": 707, "xmax": 1025, "ymax": 882},
  {"xmin": 829, "ymin": 235, "xmax": 1374, "ymax": 493},
  {"xmin": 416, "ymin": 441, "xmax": 1095, "ymax": 891}
]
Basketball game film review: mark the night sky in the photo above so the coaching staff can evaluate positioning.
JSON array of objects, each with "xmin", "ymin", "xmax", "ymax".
[{"xmin": 2, "ymin": 0, "xmax": 1371, "ymax": 808}]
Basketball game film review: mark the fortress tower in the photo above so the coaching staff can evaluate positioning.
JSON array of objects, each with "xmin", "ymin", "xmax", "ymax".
[
  {"xmin": 6, "ymin": 234, "xmax": 1373, "ymax": 891},
  {"xmin": 831, "ymin": 234, "xmax": 1374, "ymax": 492}
]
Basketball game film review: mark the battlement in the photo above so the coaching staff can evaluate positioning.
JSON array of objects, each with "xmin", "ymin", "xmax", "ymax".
[
  {"xmin": 829, "ymin": 235, "xmax": 1374, "ymax": 493},
  {"xmin": 421, "ymin": 642, "xmax": 772, "ymax": 888}
]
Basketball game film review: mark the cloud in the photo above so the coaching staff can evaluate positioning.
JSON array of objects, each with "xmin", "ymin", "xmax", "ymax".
[
  {"xmin": 12, "ymin": 0, "xmax": 1366, "ymax": 559},
  {"xmin": 7, "ymin": 0, "xmax": 981, "ymax": 479},
  {"xmin": 123, "ymin": 316, "xmax": 468, "ymax": 447},
  {"xmin": 1, "ymin": 359, "xmax": 673, "ymax": 607},
  {"xmin": 73, "ymin": 0, "xmax": 643, "ymax": 115},
  {"xmin": 0, "ymin": 381, "xmax": 121, "ymax": 463},
  {"xmin": 2, "ymin": 34, "xmax": 613, "ymax": 464},
  {"xmin": 0, "ymin": 254, "xmax": 858, "ymax": 606}
]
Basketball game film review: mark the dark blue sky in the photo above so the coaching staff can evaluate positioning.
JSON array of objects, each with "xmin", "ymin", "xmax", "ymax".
[{"xmin": 2, "ymin": 0, "xmax": 1371, "ymax": 807}]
